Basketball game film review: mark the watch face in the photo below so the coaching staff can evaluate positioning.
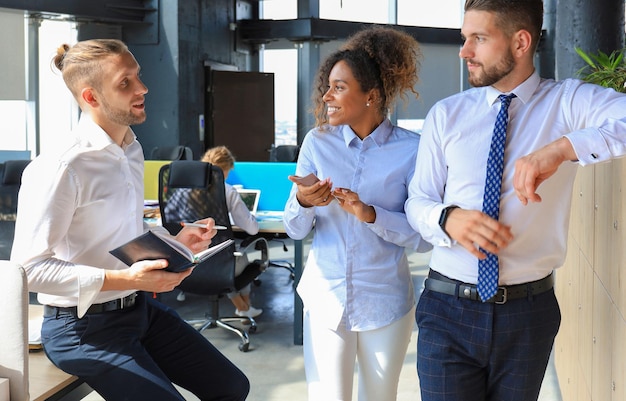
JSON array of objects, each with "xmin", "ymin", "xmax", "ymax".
[
  {"xmin": 439, "ymin": 206, "xmax": 458, "ymax": 233},
  {"xmin": 439, "ymin": 209, "xmax": 447, "ymax": 226},
  {"xmin": 439, "ymin": 207, "xmax": 451, "ymax": 225}
]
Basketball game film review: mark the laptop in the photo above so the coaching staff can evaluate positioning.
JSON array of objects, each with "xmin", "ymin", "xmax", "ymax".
[{"xmin": 236, "ymin": 188, "xmax": 261, "ymax": 215}]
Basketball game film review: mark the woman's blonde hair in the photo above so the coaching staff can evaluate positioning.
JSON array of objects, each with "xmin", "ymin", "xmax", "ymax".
[
  {"xmin": 201, "ymin": 146, "xmax": 235, "ymax": 173},
  {"xmin": 52, "ymin": 39, "xmax": 129, "ymax": 98}
]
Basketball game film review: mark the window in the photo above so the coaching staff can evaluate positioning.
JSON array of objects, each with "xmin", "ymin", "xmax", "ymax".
[
  {"xmin": 260, "ymin": 0, "xmax": 296, "ymax": 19},
  {"xmin": 38, "ymin": 20, "xmax": 78, "ymax": 156},
  {"xmin": 0, "ymin": 15, "xmax": 76, "ymax": 158},
  {"xmin": 398, "ymin": 0, "xmax": 462, "ymax": 28},
  {"xmin": 320, "ymin": 0, "xmax": 390, "ymax": 23},
  {"xmin": 261, "ymin": 49, "xmax": 298, "ymax": 146},
  {"xmin": 259, "ymin": 1, "xmax": 463, "ymax": 145}
]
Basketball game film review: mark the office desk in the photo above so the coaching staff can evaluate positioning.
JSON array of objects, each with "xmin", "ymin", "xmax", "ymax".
[{"xmin": 28, "ymin": 305, "xmax": 91, "ymax": 401}]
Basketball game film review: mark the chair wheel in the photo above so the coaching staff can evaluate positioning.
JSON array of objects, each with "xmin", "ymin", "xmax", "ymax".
[{"xmin": 239, "ymin": 342, "xmax": 250, "ymax": 352}]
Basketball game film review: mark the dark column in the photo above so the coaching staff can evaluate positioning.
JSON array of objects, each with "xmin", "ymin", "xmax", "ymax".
[
  {"xmin": 294, "ymin": 1, "xmax": 320, "ymax": 345},
  {"xmin": 296, "ymin": 42, "xmax": 320, "ymax": 145},
  {"xmin": 298, "ymin": 0, "xmax": 319, "ymax": 18},
  {"xmin": 296, "ymin": 0, "xmax": 320, "ymax": 145},
  {"xmin": 538, "ymin": 0, "xmax": 556, "ymax": 79},
  {"xmin": 555, "ymin": 0, "xmax": 625, "ymax": 80}
]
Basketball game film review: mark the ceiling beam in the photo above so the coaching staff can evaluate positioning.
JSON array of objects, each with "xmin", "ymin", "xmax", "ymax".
[
  {"xmin": 238, "ymin": 18, "xmax": 462, "ymax": 45},
  {"xmin": 0, "ymin": 0, "xmax": 155, "ymax": 24}
]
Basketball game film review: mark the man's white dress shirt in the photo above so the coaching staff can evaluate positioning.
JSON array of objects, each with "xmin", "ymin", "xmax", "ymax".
[
  {"xmin": 11, "ymin": 114, "xmax": 169, "ymax": 317},
  {"xmin": 406, "ymin": 72, "xmax": 626, "ymax": 285}
]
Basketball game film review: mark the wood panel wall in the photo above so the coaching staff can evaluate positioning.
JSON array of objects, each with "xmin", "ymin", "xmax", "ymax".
[{"xmin": 555, "ymin": 159, "xmax": 626, "ymax": 401}]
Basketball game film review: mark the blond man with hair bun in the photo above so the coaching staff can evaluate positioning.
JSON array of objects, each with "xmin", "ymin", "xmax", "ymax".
[{"xmin": 11, "ymin": 39, "xmax": 248, "ymax": 401}]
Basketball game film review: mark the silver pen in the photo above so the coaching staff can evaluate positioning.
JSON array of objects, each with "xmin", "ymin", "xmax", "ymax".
[{"xmin": 180, "ymin": 222, "xmax": 227, "ymax": 230}]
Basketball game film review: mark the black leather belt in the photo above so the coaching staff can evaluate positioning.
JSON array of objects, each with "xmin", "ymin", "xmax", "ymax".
[
  {"xmin": 424, "ymin": 269, "xmax": 554, "ymax": 304},
  {"xmin": 44, "ymin": 293, "xmax": 138, "ymax": 317}
]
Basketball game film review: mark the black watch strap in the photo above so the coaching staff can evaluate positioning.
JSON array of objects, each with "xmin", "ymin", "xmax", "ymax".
[{"xmin": 438, "ymin": 205, "xmax": 459, "ymax": 238}]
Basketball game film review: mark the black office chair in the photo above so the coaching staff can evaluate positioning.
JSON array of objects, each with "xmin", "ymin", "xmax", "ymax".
[
  {"xmin": 158, "ymin": 160, "xmax": 269, "ymax": 352},
  {"xmin": 150, "ymin": 145, "xmax": 194, "ymax": 161},
  {"xmin": 0, "ymin": 159, "xmax": 31, "ymax": 260}
]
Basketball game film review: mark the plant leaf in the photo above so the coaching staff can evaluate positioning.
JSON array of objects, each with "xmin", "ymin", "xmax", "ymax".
[{"xmin": 575, "ymin": 47, "xmax": 596, "ymax": 68}]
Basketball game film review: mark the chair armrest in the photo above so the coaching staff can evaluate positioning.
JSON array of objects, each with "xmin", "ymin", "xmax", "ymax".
[{"xmin": 239, "ymin": 237, "xmax": 269, "ymax": 270}]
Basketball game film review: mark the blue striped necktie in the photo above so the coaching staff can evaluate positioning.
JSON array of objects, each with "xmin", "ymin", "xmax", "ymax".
[{"xmin": 477, "ymin": 93, "xmax": 516, "ymax": 302}]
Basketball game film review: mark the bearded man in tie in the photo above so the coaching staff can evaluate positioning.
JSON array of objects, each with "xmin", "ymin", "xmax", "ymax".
[{"xmin": 405, "ymin": 1, "xmax": 626, "ymax": 400}]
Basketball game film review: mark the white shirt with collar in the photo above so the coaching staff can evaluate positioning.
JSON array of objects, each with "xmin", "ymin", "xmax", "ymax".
[
  {"xmin": 11, "ymin": 114, "xmax": 168, "ymax": 317},
  {"xmin": 406, "ymin": 71, "xmax": 626, "ymax": 285}
]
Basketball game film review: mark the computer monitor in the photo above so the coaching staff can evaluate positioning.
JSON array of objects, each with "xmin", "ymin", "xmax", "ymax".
[{"xmin": 236, "ymin": 188, "xmax": 261, "ymax": 215}]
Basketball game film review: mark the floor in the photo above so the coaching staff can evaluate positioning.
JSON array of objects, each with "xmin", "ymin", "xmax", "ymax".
[{"xmin": 78, "ymin": 239, "xmax": 562, "ymax": 401}]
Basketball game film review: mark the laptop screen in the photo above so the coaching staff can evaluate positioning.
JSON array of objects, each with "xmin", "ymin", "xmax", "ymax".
[{"xmin": 236, "ymin": 188, "xmax": 261, "ymax": 215}]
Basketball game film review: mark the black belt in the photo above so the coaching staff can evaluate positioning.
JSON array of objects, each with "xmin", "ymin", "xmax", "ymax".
[
  {"xmin": 424, "ymin": 269, "xmax": 554, "ymax": 304},
  {"xmin": 44, "ymin": 293, "xmax": 138, "ymax": 317}
]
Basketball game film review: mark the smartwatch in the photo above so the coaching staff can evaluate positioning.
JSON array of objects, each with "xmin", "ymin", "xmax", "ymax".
[{"xmin": 438, "ymin": 205, "xmax": 459, "ymax": 238}]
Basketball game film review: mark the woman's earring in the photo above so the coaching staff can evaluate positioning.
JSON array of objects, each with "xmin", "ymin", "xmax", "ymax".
[{"xmin": 366, "ymin": 102, "xmax": 370, "ymax": 107}]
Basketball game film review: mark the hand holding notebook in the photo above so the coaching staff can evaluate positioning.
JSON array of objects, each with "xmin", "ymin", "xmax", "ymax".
[{"xmin": 110, "ymin": 231, "xmax": 234, "ymax": 272}]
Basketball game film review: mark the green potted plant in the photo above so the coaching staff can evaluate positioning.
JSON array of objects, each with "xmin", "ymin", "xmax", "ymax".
[{"xmin": 575, "ymin": 47, "xmax": 626, "ymax": 92}]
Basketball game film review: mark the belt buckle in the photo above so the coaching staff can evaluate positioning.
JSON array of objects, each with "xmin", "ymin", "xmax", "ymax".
[{"xmin": 494, "ymin": 287, "xmax": 508, "ymax": 304}]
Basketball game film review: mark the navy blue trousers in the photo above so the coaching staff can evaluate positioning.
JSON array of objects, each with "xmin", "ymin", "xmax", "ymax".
[
  {"xmin": 415, "ymin": 287, "xmax": 561, "ymax": 401},
  {"xmin": 41, "ymin": 293, "xmax": 249, "ymax": 401}
]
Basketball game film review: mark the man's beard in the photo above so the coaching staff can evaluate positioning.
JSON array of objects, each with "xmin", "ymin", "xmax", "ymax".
[
  {"xmin": 100, "ymin": 98, "xmax": 146, "ymax": 126},
  {"xmin": 468, "ymin": 50, "xmax": 515, "ymax": 87}
]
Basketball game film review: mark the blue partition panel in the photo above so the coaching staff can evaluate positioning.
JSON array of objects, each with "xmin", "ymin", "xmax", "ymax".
[
  {"xmin": 0, "ymin": 150, "xmax": 31, "ymax": 163},
  {"xmin": 226, "ymin": 162, "xmax": 296, "ymax": 211}
]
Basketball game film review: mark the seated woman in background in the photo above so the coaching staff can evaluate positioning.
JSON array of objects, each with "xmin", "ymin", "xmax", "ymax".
[
  {"xmin": 166, "ymin": 145, "xmax": 263, "ymax": 318},
  {"xmin": 202, "ymin": 146, "xmax": 262, "ymax": 318}
]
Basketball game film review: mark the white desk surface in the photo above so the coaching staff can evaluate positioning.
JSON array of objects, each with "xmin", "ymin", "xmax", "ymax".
[{"xmin": 254, "ymin": 210, "xmax": 285, "ymax": 233}]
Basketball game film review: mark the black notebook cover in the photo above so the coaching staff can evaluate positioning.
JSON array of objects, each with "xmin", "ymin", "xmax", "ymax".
[{"xmin": 110, "ymin": 231, "xmax": 233, "ymax": 273}]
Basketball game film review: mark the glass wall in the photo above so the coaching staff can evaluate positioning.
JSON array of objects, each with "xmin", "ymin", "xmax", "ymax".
[
  {"xmin": 320, "ymin": 0, "xmax": 391, "ymax": 23},
  {"xmin": 2, "ymin": 1, "xmax": 467, "ymax": 156},
  {"xmin": 398, "ymin": 0, "xmax": 463, "ymax": 28},
  {"xmin": 260, "ymin": 0, "xmax": 296, "ymax": 19},
  {"xmin": 0, "ymin": 14, "xmax": 76, "ymax": 159},
  {"xmin": 258, "ymin": 0, "xmax": 464, "ymax": 27},
  {"xmin": 259, "ymin": 0, "xmax": 464, "ymax": 142},
  {"xmin": 38, "ymin": 20, "xmax": 78, "ymax": 156},
  {"xmin": 261, "ymin": 49, "xmax": 298, "ymax": 146}
]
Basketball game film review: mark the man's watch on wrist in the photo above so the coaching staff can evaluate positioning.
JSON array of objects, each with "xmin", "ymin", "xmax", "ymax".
[{"xmin": 438, "ymin": 205, "xmax": 459, "ymax": 238}]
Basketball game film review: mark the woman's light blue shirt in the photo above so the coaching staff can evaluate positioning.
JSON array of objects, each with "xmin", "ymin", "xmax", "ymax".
[{"xmin": 283, "ymin": 119, "xmax": 431, "ymax": 331}]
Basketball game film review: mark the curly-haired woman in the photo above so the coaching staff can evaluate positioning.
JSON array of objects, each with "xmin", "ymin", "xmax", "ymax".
[{"xmin": 283, "ymin": 26, "xmax": 432, "ymax": 401}]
